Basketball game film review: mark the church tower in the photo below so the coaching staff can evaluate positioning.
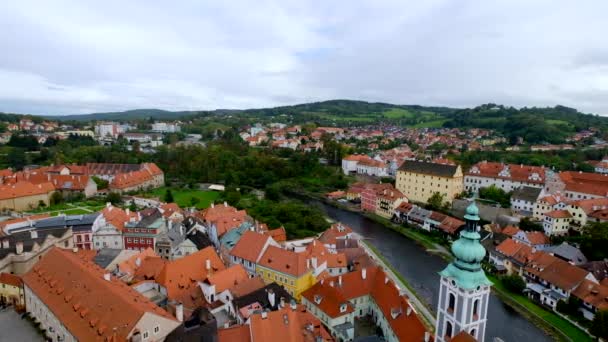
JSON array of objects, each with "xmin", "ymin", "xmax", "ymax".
[{"xmin": 435, "ymin": 202, "xmax": 492, "ymax": 341}]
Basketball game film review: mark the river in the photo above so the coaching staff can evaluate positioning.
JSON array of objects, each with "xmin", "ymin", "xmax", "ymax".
[{"xmin": 314, "ymin": 202, "xmax": 552, "ymax": 342}]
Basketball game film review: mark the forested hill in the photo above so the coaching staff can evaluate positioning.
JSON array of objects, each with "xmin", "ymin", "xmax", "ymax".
[{"xmin": 6, "ymin": 100, "xmax": 608, "ymax": 143}]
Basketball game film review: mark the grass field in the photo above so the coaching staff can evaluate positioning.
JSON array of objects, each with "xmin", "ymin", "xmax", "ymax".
[
  {"xmin": 546, "ymin": 119, "xmax": 574, "ymax": 128},
  {"xmin": 411, "ymin": 119, "xmax": 448, "ymax": 128},
  {"xmin": 383, "ymin": 108, "xmax": 414, "ymax": 119},
  {"xmin": 146, "ymin": 187, "xmax": 220, "ymax": 209},
  {"xmin": 488, "ymin": 274, "xmax": 593, "ymax": 342}
]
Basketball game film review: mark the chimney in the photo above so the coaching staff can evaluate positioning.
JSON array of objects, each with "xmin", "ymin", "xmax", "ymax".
[
  {"xmin": 135, "ymin": 257, "xmax": 141, "ymax": 267},
  {"xmin": 424, "ymin": 332, "xmax": 431, "ymax": 342},
  {"xmin": 206, "ymin": 259, "xmax": 211, "ymax": 270},
  {"xmin": 211, "ymin": 203, "xmax": 214, "ymax": 208},
  {"xmin": 362, "ymin": 268, "xmax": 367, "ymax": 280},
  {"xmin": 126, "ymin": 208, "xmax": 130, "ymax": 216},
  {"xmin": 407, "ymin": 307, "xmax": 412, "ymax": 316},
  {"xmin": 30, "ymin": 230, "xmax": 38, "ymax": 239},
  {"xmin": 224, "ymin": 201, "xmax": 227, "ymax": 207},
  {"xmin": 329, "ymin": 281, "xmax": 334, "ymax": 287},
  {"xmin": 103, "ymin": 273, "xmax": 111, "ymax": 281},
  {"xmin": 106, "ymin": 202, "xmax": 111, "ymax": 208},
  {"xmin": 15, "ymin": 241, "xmax": 23, "ymax": 255},
  {"xmin": 2, "ymin": 239, "xmax": 9, "ymax": 249},
  {"xmin": 338, "ymin": 276, "xmax": 343, "ymax": 286},
  {"xmin": 279, "ymin": 296, "xmax": 285, "ymax": 308},
  {"xmin": 312, "ymin": 257, "xmax": 317, "ymax": 269},
  {"xmin": 261, "ymin": 311, "xmax": 268, "ymax": 319},
  {"xmin": 268, "ymin": 289, "xmax": 276, "ymax": 307},
  {"xmin": 176, "ymin": 303, "xmax": 184, "ymax": 322}
]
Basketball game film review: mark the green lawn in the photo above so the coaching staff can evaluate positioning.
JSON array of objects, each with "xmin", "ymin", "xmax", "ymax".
[
  {"xmin": 146, "ymin": 187, "xmax": 220, "ymax": 209},
  {"xmin": 411, "ymin": 119, "xmax": 448, "ymax": 128},
  {"xmin": 383, "ymin": 108, "xmax": 414, "ymax": 119},
  {"xmin": 488, "ymin": 274, "xmax": 593, "ymax": 342},
  {"xmin": 546, "ymin": 119, "xmax": 574, "ymax": 128},
  {"xmin": 50, "ymin": 208, "xmax": 91, "ymax": 216}
]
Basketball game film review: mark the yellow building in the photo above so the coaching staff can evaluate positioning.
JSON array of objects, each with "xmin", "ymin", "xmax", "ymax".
[
  {"xmin": 396, "ymin": 161, "xmax": 463, "ymax": 204},
  {"xmin": 0, "ymin": 272, "xmax": 24, "ymax": 308},
  {"xmin": 256, "ymin": 245, "xmax": 315, "ymax": 301}
]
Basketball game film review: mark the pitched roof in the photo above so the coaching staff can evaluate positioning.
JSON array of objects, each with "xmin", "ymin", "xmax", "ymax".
[
  {"xmin": 560, "ymin": 171, "xmax": 608, "ymax": 197},
  {"xmin": 526, "ymin": 251, "xmax": 590, "ymax": 291},
  {"xmin": 204, "ymin": 264, "xmax": 249, "ymax": 293},
  {"xmin": 571, "ymin": 197, "xmax": 608, "ymax": 214},
  {"xmin": 22, "ymin": 248, "xmax": 177, "ymax": 341},
  {"xmin": 318, "ymin": 223, "xmax": 353, "ymax": 245},
  {"xmin": 0, "ymin": 272, "xmax": 23, "ymax": 287},
  {"xmin": 438, "ymin": 215, "xmax": 465, "ymax": 235},
  {"xmin": 572, "ymin": 279, "xmax": 608, "ymax": 311},
  {"xmin": 467, "ymin": 162, "xmax": 545, "ymax": 184},
  {"xmin": 545, "ymin": 209, "xmax": 572, "ymax": 219},
  {"xmin": 195, "ymin": 203, "xmax": 248, "ymax": 237},
  {"xmin": 249, "ymin": 305, "xmax": 333, "ymax": 342},
  {"xmin": 0, "ymin": 181, "xmax": 55, "ymax": 200},
  {"xmin": 398, "ymin": 160, "xmax": 459, "ymax": 177},
  {"xmin": 525, "ymin": 231, "xmax": 550, "ymax": 245},
  {"xmin": 301, "ymin": 281, "xmax": 354, "ymax": 318},
  {"xmin": 99, "ymin": 205, "xmax": 136, "ymax": 232},
  {"xmin": 232, "ymin": 283, "xmax": 294, "ymax": 312},
  {"xmin": 229, "ymin": 276, "xmax": 266, "ymax": 298},
  {"xmin": 495, "ymin": 238, "xmax": 534, "ymax": 265},
  {"xmin": 218, "ymin": 325, "xmax": 251, "ymax": 342},
  {"xmin": 229, "ymin": 230, "xmax": 271, "ymax": 263},
  {"xmin": 502, "ymin": 225, "xmax": 521, "ymax": 236},
  {"xmin": 263, "ymin": 227, "xmax": 287, "ymax": 242},
  {"xmin": 157, "ymin": 247, "xmax": 225, "ymax": 317},
  {"xmin": 258, "ymin": 246, "xmax": 310, "ymax": 278}
]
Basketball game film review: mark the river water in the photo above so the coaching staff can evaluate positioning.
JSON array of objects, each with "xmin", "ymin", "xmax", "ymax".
[{"xmin": 314, "ymin": 202, "xmax": 552, "ymax": 342}]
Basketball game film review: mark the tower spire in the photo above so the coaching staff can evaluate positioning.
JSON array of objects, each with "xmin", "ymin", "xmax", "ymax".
[{"xmin": 435, "ymin": 201, "xmax": 492, "ymax": 342}]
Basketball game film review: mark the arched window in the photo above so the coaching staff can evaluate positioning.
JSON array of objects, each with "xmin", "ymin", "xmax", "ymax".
[
  {"xmin": 448, "ymin": 293, "xmax": 456, "ymax": 313},
  {"xmin": 445, "ymin": 322, "xmax": 453, "ymax": 338},
  {"xmin": 472, "ymin": 299, "xmax": 479, "ymax": 319}
]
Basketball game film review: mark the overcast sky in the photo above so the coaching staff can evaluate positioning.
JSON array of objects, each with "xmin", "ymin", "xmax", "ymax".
[{"xmin": 1, "ymin": 1, "xmax": 607, "ymax": 115}]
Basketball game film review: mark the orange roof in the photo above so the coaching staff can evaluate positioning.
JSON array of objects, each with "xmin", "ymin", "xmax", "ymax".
[
  {"xmin": 249, "ymin": 305, "xmax": 333, "ymax": 342},
  {"xmin": 571, "ymin": 197, "xmax": 608, "ymax": 214},
  {"xmin": 467, "ymin": 161, "xmax": 545, "ymax": 184},
  {"xmin": 495, "ymin": 239, "xmax": 534, "ymax": 264},
  {"xmin": 526, "ymin": 251, "xmax": 590, "ymax": 291},
  {"xmin": 0, "ymin": 272, "xmax": 23, "ymax": 287},
  {"xmin": 218, "ymin": 325, "xmax": 251, "ymax": 342},
  {"xmin": 0, "ymin": 181, "xmax": 55, "ymax": 200},
  {"xmin": 438, "ymin": 215, "xmax": 464, "ymax": 234},
  {"xmin": 230, "ymin": 230, "xmax": 271, "ymax": 263},
  {"xmin": 545, "ymin": 210, "xmax": 571, "ymax": 219},
  {"xmin": 100, "ymin": 205, "xmax": 136, "ymax": 231},
  {"xmin": 118, "ymin": 247, "xmax": 159, "ymax": 276},
  {"xmin": 159, "ymin": 203, "xmax": 183, "ymax": 219},
  {"xmin": 451, "ymin": 331, "xmax": 477, "ymax": 342},
  {"xmin": 22, "ymin": 248, "xmax": 177, "ymax": 341},
  {"xmin": 263, "ymin": 227, "xmax": 287, "ymax": 242},
  {"xmin": 205, "ymin": 264, "xmax": 249, "ymax": 293},
  {"xmin": 318, "ymin": 223, "xmax": 353, "ymax": 245},
  {"xmin": 258, "ymin": 246, "xmax": 310, "ymax": 278},
  {"xmin": 560, "ymin": 171, "xmax": 608, "ymax": 197},
  {"xmin": 133, "ymin": 257, "xmax": 168, "ymax": 282},
  {"xmin": 195, "ymin": 203, "xmax": 248, "ymax": 237},
  {"xmin": 525, "ymin": 231, "xmax": 550, "ymax": 245},
  {"xmin": 301, "ymin": 281, "xmax": 354, "ymax": 318},
  {"xmin": 572, "ymin": 279, "xmax": 608, "ymax": 311},
  {"xmin": 230, "ymin": 276, "xmax": 266, "ymax": 298},
  {"xmin": 343, "ymin": 154, "xmax": 373, "ymax": 162},
  {"xmin": 157, "ymin": 247, "xmax": 225, "ymax": 317},
  {"xmin": 502, "ymin": 225, "xmax": 520, "ymax": 236}
]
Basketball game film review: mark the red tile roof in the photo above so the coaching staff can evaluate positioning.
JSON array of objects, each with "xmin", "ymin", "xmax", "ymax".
[
  {"xmin": 195, "ymin": 203, "xmax": 248, "ymax": 237},
  {"xmin": 501, "ymin": 225, "xmax": 520, "ymax": 236},
  {"xmin": 218, "ymin": 325, "xmax": 251, "ymax": 342},
  {"xmin": 0, "ymin": 181, "xmax": 55, "ymax": 200},
  {"xmin": 0, "ymin": 272, "xmax": 23, "ymax": 287},
  {"xmin": 545, "ymin": 210, "xmax": 572, "ymax": 219},
  {"xmin": 467, "ymin": 161, "xmax": 545, "ymax": 184},
  {"xmin": 249, "ymin": 305, "xmax": 333, "ymax": 342},
  {"xmin": 205, "ymin": 264, "xmax": 249, "ymax": 293},
  {"xmin": 572, "ymin": 279, "xmax": 608, "ymax": 311},
  {"xmin": 526, "ymin": 251, "xmax": 590, "ymax": 291},
  {"xmin": 560, "ymin": 171, "xmax": 608, "ymax": 197},
  {"xmin": 22, "ymin": 248, "xmax": 177, "ymax": 341},
  {"xmin": 258, "ymin": 246, "xmax": 310, "ymax": 278},
  {"xmin": 230, "ymin": 230, "xmax": 271, "ymax": 263},
  {"xmin": 318, "ymin": 223, "xmax": 353, "ymax": 245}
]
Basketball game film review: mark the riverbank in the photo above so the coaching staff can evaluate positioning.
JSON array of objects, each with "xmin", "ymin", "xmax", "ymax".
[{"xmin": 305, "ymin": 193, "xmax": 593, "ymax": 342}]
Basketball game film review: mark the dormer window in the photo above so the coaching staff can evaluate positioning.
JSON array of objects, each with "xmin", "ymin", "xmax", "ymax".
[
  {"xmin": 314, "ymin": 295, "xmax": 322, "ymax": 305},
  {"xmin": 340, "ymin": 303, "xmax": 348, "ymax": 313}
]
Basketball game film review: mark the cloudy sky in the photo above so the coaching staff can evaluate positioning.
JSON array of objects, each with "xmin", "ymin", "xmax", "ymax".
[{"xmin": 1, "ymin": 1, "xmax": 608, "ymax": 115}]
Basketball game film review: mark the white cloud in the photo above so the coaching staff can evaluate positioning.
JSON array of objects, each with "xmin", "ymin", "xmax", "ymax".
[{"xmin": 0, "ymin": 0, "xmax": 607, "ymax": 115}]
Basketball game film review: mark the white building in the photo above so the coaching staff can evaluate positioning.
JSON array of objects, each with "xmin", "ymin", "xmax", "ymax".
[
  {"xmin": 464, "ymin": 161, "xmax": 545, "ymax": 194},
  {"xmin": 510, "ymin": 186, "xmax": 543, "ymax": 216},
  {"xmin": 94, "ymin": 122, "xmax": 123, "ymax": 139},
  {"xmin": 151, "ymin": 122, "xmax": 181, "ymax": 133},
  {"xmin": 543, "ymin": 210, "xmax": 572, "ymax": 236}
]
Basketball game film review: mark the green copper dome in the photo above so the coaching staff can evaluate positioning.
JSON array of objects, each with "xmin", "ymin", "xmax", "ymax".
[
  {"xmin": 451, "ymin": 231, "xmax": 486, "ymax": 264},
  {"xmin": 464, "ymin": 202, "xmax": 480, "ymax": 221}
]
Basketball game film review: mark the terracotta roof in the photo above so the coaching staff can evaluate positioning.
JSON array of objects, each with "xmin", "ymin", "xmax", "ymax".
[
  {"xmin": 263, "ymin": 227, "xmax": 287, "ymax": 242},
  {"xmin": 249, "ymin": 305, "xmax": 333, "ymax": 342},
  {"xmin": 229, "ymin": 230, "xmax": 271, "ymax": 263},
  {"xmin": 495, "ymin": 239, "xmax": 534, "ymax": 265},
  {"xmin": 572, "ymin": 279, "xmax": 608, "ymax": 311},
  {"xmin": 571, "ymin": 197, "xmax": 608, "ymax": 214},
  {"xmin": 501, "ymin": 225, "xmax": 520, "ymax": 236},
  {"xmin": 526, "ymin": 251, "xmax": 590, "ymax": 291},
  {"xmin": 159, "ymin": 203, "xmax": 183, "ymax": 219},
  {"xmin": 0, "ymin": 181, "xmax": 55, "ymax": 200},
  {"xmin": 525, "ymin": 231, "xmax": 550, "ymax": 245},
  {"xmin": 301, "ymin": 281, "xmax": 354, "ymax": 318},
  {"xmin": 99, "ymin": 205, "xmax": 136, "ymax": 232},
  {"xmin": 205, "ymin": 264, "xmax": 249, "ymax": 293},
  {"xmin": 451, "ymin": 331, "xmax": 477, "ymax": 342},
  {"xmin": 438, "ymin": 216, "xmax": 465, "ymax": 235},
  {"xmin": 133, "ymin": 256, "xmax": 168, "ymax": 282},
  {"xmin": 560, "ymin": 171, "xmax": 608, "ymax": 197},
  {"xmin": 22, "ymin": 248, "xmax": 177, "ymax": 341},
  {"xmin": 318, "ymin": 223, "xmax": 353, "ymax": 245},
  {"xmin": 539, "ymin": 193, "xmax": 567, "ymax": 206},
  {"xmin": 395, "ymin": 201, "xmax": 414, "ymax": 214},
  {"xmin": 157, "ymin": 247, "xmax": 225, "ymax": 317},
  {"xmin": 218, "ymin": 325, "xmax": 251, "ymax": 342},
  {"xmin": 466, "ymin": 161, "xmax": 545, "ymax": 184},
  {"xmin": 545, "ymin": 210, "xmax": 571, "ymax": 219},
  {"xmin": 258, "ymin": 246, "xmax": 310, "ymax": 278},
  {"xmin": 0, "ymin": 272, "xmax": 23, "ymax": 287},
  {"xmin": 195, "ymin": 203, "xmax": 248, "ymax": 237},
  {"xmin": 229, "ymin": 276, "xmax": 266, "ymax": 298},
  {"xmin": 118, "ymin": 247, "xmax": 159, "ymax": 277}
]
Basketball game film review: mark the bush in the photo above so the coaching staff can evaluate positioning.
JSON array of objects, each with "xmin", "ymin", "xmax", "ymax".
[
  {"xmin": 502, "ymin": 275, "xmax": 526, "ymax": 294},
  {"xmin": 50, "ymin": 191, "xmax": 64, "ymax": 206},
  {"xmin": 591, "ymin": 310, "xmax": 608, "ymax": 339},
  {"xmin": 105, "ymin": 192, "xmax": 122, "ymax": 205}
]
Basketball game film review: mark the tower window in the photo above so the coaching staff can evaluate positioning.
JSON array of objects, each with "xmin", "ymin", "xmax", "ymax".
[
  {"xmin": 445, "ymin": 321, "xmax": 453, "ymax": 338},
  {"xmin": 448, "ymin": 293, "xmax": 456, "ymax": 313},
  {"xmin": 472, "ymin": 299, "xmax": 479, "ymax": 320}
]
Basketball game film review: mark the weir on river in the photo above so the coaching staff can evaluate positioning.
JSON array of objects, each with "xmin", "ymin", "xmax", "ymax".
[{"xmin": 314, "ymin": 201, "xmax": 552, "ymax": 342}]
